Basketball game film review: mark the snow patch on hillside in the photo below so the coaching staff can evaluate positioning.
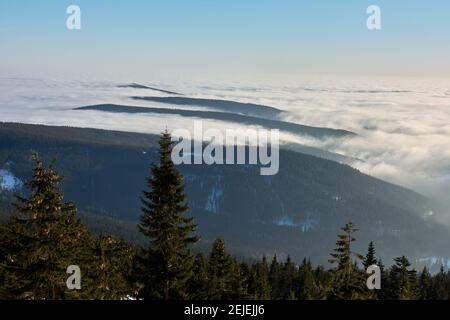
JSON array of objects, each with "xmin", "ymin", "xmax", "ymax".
[
  {"xmin": 205, "ymin": 176, "xmax": 224, "ymax": 214},
  {"xmin": 300, "ymin": 219, "xmax": 315, "ymax": 232},
  {"xmin": 417, "ymin": 256, "xmax": 450, "ymax": 269},
  {"xmin": 0, "ymin": 169, "xmax": 23, "ymax": 192},
  {"xmin": 274, "ymin": 215, "xmax": 297, "ymax": 227},
  {"xmin": 274, "ymin": 215, "xmax": 318, "ymax": 232}
]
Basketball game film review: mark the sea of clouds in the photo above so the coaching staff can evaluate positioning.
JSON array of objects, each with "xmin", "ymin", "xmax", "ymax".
[{"xmin": 1, "ymin": 75, "xmax": 450, "ymax": 213}]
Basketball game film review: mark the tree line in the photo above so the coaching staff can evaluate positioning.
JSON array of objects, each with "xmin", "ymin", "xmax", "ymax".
[{"xmin": 1, "ymin": 131, "xmax": 450, "ymax": 300}]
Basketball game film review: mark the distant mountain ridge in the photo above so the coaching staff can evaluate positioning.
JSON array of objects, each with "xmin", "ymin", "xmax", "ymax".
[
  {"xmin": 75, "ymin": 104, "xmax": 355, "ymax": 139},
  {"xmin": 117, "ymin": 83, "xmax": 182, "ymax": 95},
  {"xmin": 131, "ymin": 96, "xmax": 284, "ymax": 119}
]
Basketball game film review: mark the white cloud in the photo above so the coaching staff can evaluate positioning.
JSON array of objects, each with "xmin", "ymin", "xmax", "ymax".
[{"xmin": 2, "ymin": 74, "xmax": 450, "ymax": 211}]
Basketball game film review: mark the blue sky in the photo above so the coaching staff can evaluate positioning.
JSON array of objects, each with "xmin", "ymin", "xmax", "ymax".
[{"xmin": 1, "ymin": 0, "xmax": 449, "ymax": 80}]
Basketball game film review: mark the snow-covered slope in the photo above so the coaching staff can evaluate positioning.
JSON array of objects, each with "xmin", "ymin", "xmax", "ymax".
[{"xmin": 0, "ymin": 169, "xmax": 23, "ymax": 192}]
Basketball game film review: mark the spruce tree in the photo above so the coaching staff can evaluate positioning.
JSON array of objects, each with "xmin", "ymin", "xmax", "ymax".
[
  {"xmin": 0, "ymin": 153, "xmax": 94, "ymax": 299},
  {"xmin": 136, "ymin": 131, "xmax": 199, "ymax": 300},
  {"xmin": 418, "ymin": 266, "xmax": 432, "ymax": 300},
  {"xmin": 328, "ymin": 221, "xmax": 366, "ymax": 300},
  {"xmin": 0, "ymin": 222, "xmax": 14, "ymax": 299},
  {"xmin": 389, "ymin": 256, "xmax": 419, "ymax": 300},
  {"xmin": 208, "ymin": 237, "xmax": 234, "ymax": 299},
  {"xmin": 313, "ymin": 265, "xmax": 333, "ymax": 299},
  {"xmin": 279, "ymin": 256, "xmax": 297, "ymax": 299},
  {"xmin": 269, "ymin": 255, "xmax": 282, "ymax": 299},
  {"xmin": 228, "ymin": 259, "xmax": 248, "ymax": 299},
  {"xmin": 297, "ymin": 258, "xmax": 316, "ymax": 300},
  {"xmin": 247, "ymin": 257, "xmax": 270, "ymax": 300},
  {"xmin": 363, "ymin": 241, "xmax": 377, "ymax": 269},
  {"xmin": 188, "ymin": 253, "xmax": 211, "ymax": 299},
  {"xmin": 256, "ymin": 256, "xmax": 271, "ymax": 299},
  {"xmin": 431, "ymin": 265, "xmax": 448, "ymax": 299},
  {"xmin": 376, "ymin": 259, "xmax": 389, "ymax": 300},
  {"xmin": 91, "ymin": 235, "xmax": 135, "ymax": 299}
]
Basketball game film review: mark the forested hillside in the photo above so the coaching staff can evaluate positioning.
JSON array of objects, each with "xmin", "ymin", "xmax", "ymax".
[
  {"xmin": 2, "ymin": 131, "xmax": 450, "ymax": 300},
  {"xmin": 1, "ymin": 122, "xmax": 449, "ymax": 266}
]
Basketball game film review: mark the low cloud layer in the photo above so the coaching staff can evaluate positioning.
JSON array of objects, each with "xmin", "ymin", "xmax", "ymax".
[
  {"xmin": 199, "ymin": 76, "xmax": 450, "ymax": 210},
  {"xmin": 1, "ymin": 75, "xmax": 450, "ymax": 215}
]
